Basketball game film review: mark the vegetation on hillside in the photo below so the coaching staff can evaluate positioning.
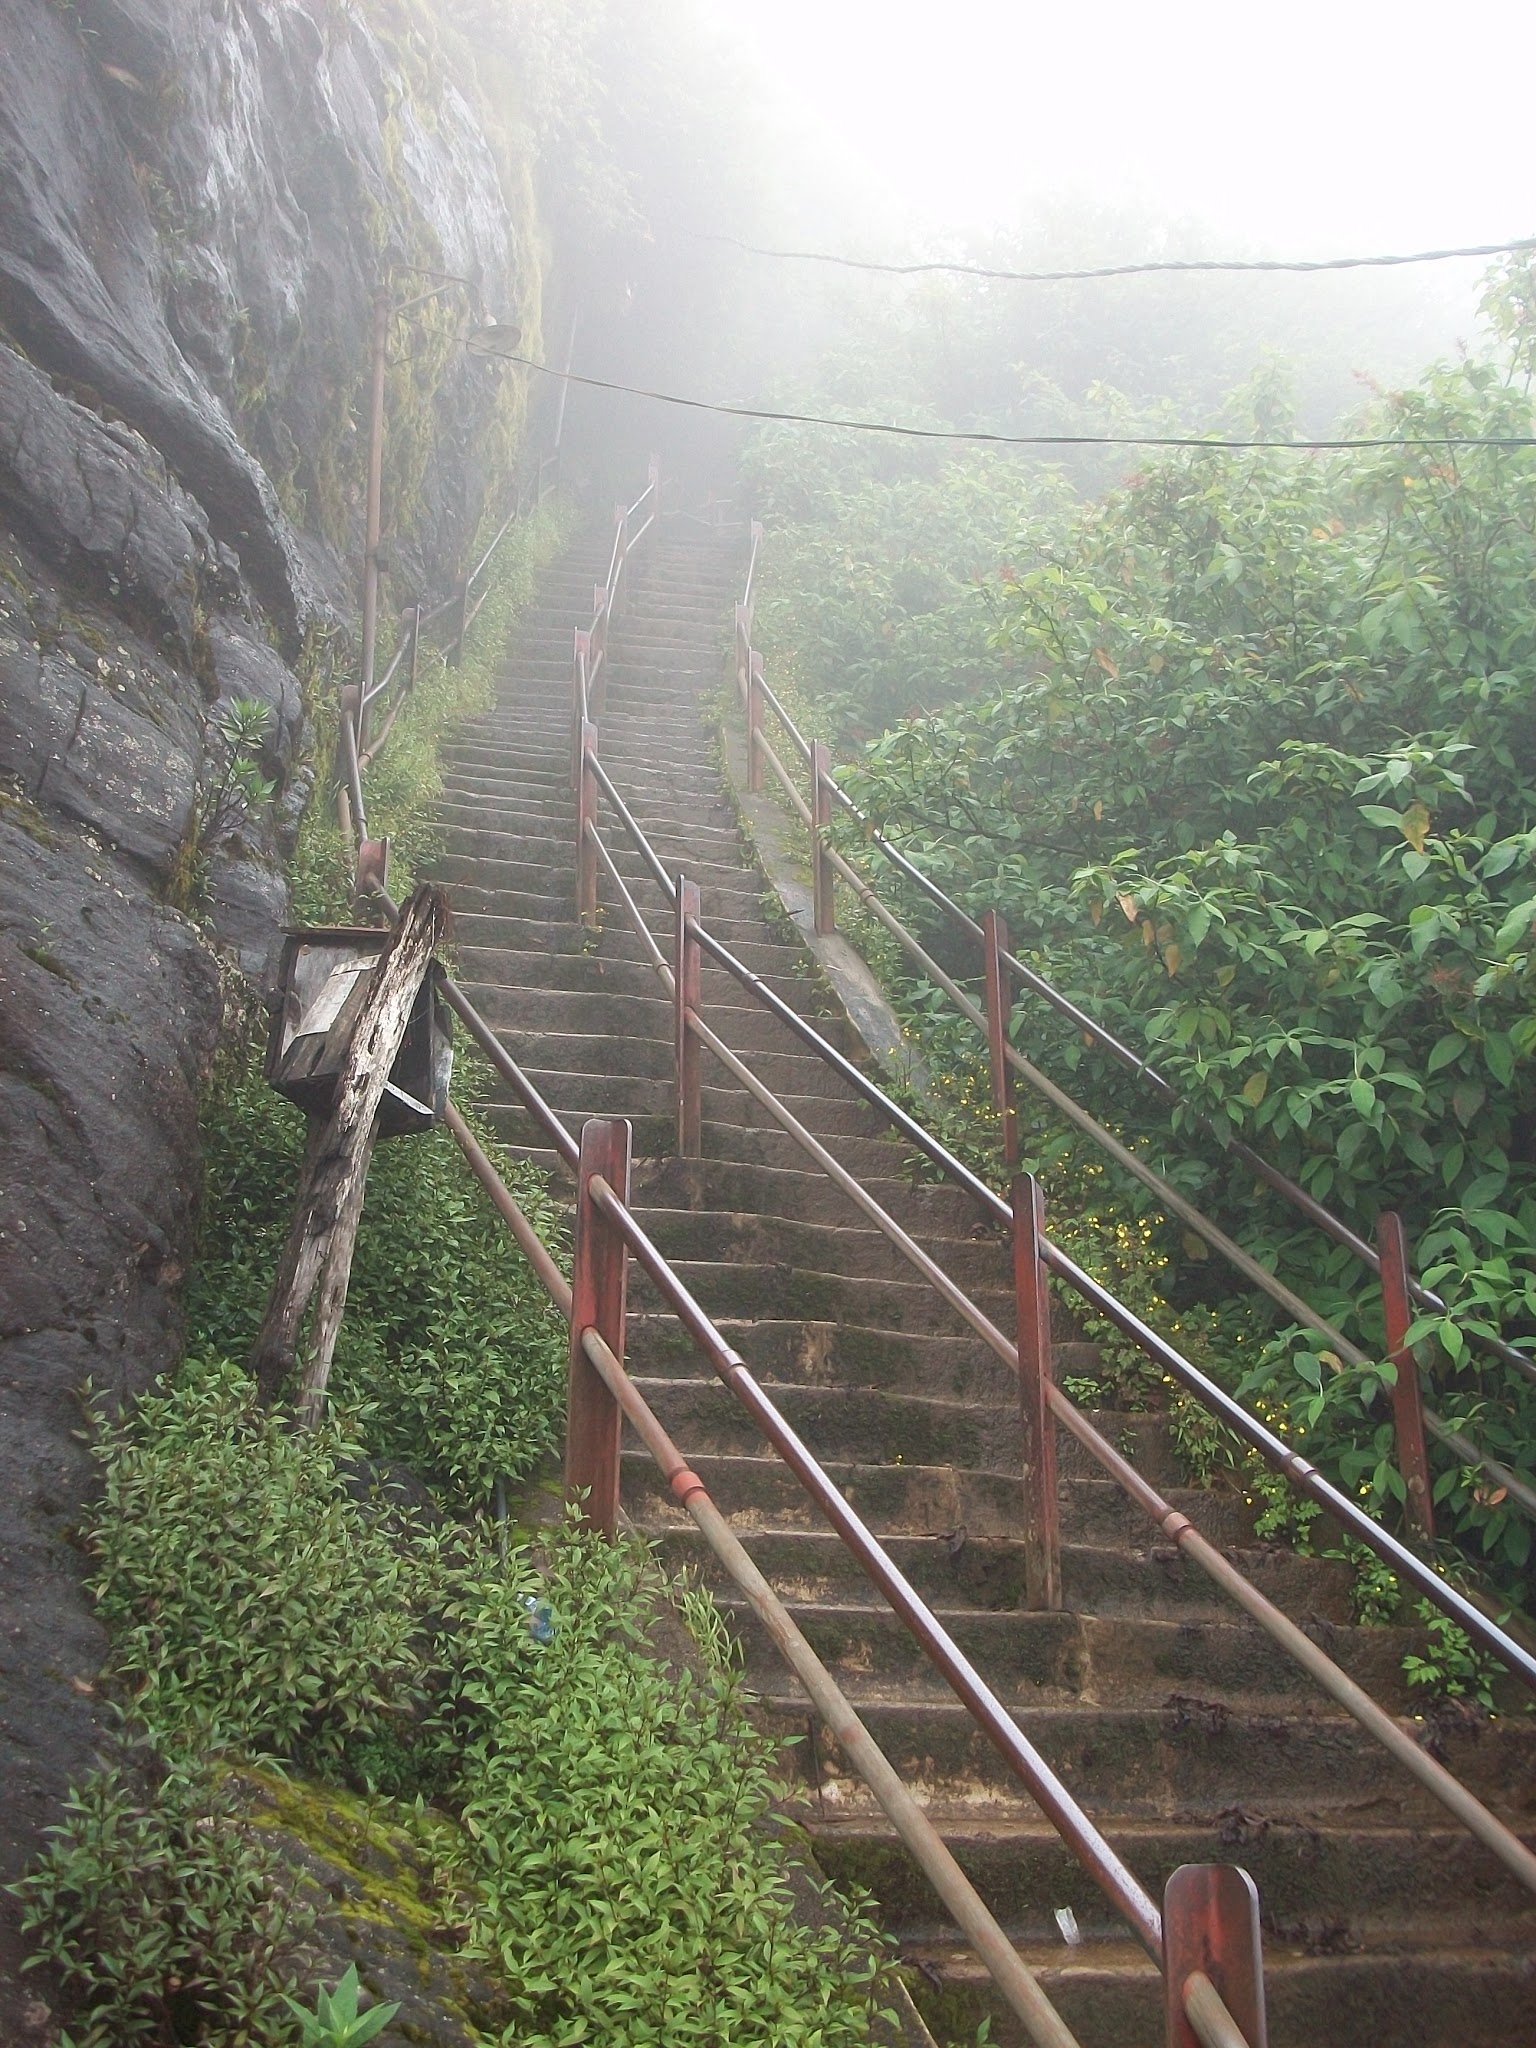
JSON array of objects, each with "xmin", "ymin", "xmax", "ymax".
[{"xmin": 747, "ymin": 257, "xmax": 1536, "ymax": 1602}]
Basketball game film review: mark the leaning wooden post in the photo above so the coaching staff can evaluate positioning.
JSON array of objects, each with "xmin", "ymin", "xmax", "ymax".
[
  {"xmin": 250, "ymin": 885, "xmax": 448, "ymax": 1417},
  {"xmin": 746, "ymin": 650, "xmax": 766, "ymax": 793},
  {"xmin": 811, "ymin": 740, "xmax": 836, "ymax": 936},
  {"xmin": 983, "ymin": 909, "xmax": 1019, "ymax": 1170},
  {"xmin": 576, "ymin": 720, "xmax": 599, "ymax": 927},
  {"xmin": 1377, "ymin": 1210, "xmax": 1436, "ymax": 1540},
  {"xmin": 1164, "ymin": 1863, "xmax": 1267, "ymax": 2048},
  {"xmin": 567, "ymin": 1118, "xmax": 632, "ymax": 1534},
  {"xmin": 1012, "ymin": 1174, "xmax": 1061, "ymax": 1611},
  {"xmin": 674, "ymin": 875, "xmax": 702, "ymax": 1157}
]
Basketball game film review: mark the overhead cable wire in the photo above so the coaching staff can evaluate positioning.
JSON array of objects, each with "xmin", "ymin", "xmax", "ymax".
[
  {"xmin": 682, "ymin": 230, "xmax": 1536, "ymax": 284},
  {"xmin": 466, "ymin": 345, "xmax": 1536, "ymax": 451}
]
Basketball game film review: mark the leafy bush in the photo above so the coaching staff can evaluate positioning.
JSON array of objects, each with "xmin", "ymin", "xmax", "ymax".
[
  {"xmin": 86, "ymin": 1355, "xmax": 446, "ymax": 1763},
  {"xmin": 443, "ymin": 1520, "xmax": 895, "ymax": 2048},
  {"xmin": 12, "ymin": 1755, "xmax": 309, "ymax": 2048},
  {"xmin": 752, "ymin": 263, "xmax": 1536, "ymax": 1600}
]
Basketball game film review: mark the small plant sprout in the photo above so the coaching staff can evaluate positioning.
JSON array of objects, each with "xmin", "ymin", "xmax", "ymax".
[{"xmin": 285, "ymin": 1963, "xmax": 400, "ymax": 2047}]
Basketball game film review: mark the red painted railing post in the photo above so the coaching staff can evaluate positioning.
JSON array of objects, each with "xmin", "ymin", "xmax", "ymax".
[
  {"xmin": 674, "ymin": 874, "xmax": 702, "ymax": 1157},
  {"xmin": 1012, "ymin": 1174, "xmax": 1061, "ymax": 1611},
  {"xmin": 576, "ymin": 720, "xmax": 599, "ymax": 927},
  {"xmin": 591, "ymin": 585, "xmax": 609, "ymax": 718},
  {"xmin": 449, "ymin": 575, "xmax": 469, "ymax": 668},
  {"xmin": 811, "ymin": 740, "xmax": 836, "ymax": 936},
  {"xmin": 1164, "ymin": 1864, "xmax": 1267, "ymax": 2048},
  {"xmin": 571, "ymin": 628, "xmax": 589, "ymax": 790},
  {"xmin": 407, "ymin": 601, "xmax": 422, "ymax": 696},
  {"xmin": 983, "ymin": 909, "xmax": 1018, "ymax": 1169},
  {"xmin": 1377, "ymin": 1210, "xmax": 1436, "ymax": 1540},
  {"xmin": 747, "ymin": 650, "xmax": 765, "ymax": 793},
  {"xmin": 566, "ymin": 1117, "xmax": 632, "ymax": 1535}
]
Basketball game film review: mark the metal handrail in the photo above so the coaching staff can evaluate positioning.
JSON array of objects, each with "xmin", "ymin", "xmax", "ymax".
[
  {"xmin": 435, "ymin": 1070, "xmax": 1091, "ymax": 2046},
  {"xmin": 335, "ymin": 469, "xmax": 1265, "ymax": 2047}
]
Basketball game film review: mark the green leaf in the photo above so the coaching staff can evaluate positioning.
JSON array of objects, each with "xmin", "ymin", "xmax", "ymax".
[{"xmin": 1426, "ymin": 1033, "xmax": 1465, "ymax": 1074}]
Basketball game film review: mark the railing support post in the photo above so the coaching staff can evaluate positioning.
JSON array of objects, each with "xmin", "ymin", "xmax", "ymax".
[
  {"xmin": 674, "ymin": 874, "xmax": 702, "ymax": 1157},
  {"xmin": 571, "ymin": 628, "xmax": 589, "ymax": 791},
  {"xmin": 747, "ymin": 650, "xmax": 765, "ymax": 794},
  {"xmin": 811, "ymin": 740, "xmax": 836, "ymax": 935},
  {"xmin": 610, "ymin": 509, "xmax": 628, "ymax": 618},
  {"xmin": 1164, "ymin": 1864, "xmax": 1267, "ymax": 2048},
  {"xmin": 984, "ymin": 909, "xmax": 1018, "ymax": 1169},
  {"xmin": 448, "ymin": 576, "xmax": 469, "ymax": 668},
  {"xmin": 567, "ymin": 1118, "xmax": 632, "ymax": 1535},
  {"xmin": 1012, "ymin": 1174, "xmax": 1061, "ymax": 1612},
  {"xmin": 576, "ymin": 720, "xmax": 599, "ymax": 927},
  {"xmin": 1377, "ymin": 1210, "xmax": 1436, "ymax": 1539},
  {"xmin": 407, "ymin": 602, "xmax": 422, "ymax": 695},
  {"xmin": 591, "ymin": 587, "xmax": 609, "ymax": 717}
]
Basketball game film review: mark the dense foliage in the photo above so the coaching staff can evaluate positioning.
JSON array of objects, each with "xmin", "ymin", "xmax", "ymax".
[
  {"xmin": 87, "ymin": 1357, "xmax": 448, "ymax": 1763},
  {"xmin": 16, "ymin": 1759, "xmax": 311, "ymax": 2048},
  {"xmin": 752, "ymin": 261, "xmax": 1536, "ymax": 1595},
  {"xmin": 446, "ymin": 1526, "xmax": 893, "ymax": 2048}
]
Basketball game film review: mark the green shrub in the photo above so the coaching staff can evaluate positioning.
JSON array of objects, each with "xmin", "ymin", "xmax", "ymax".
[
  {"xmin": 86, "ymin": 1356, "xmax": 446, "ymax": 1763},
  {"xmin": 444, "ymin": 1520, "xmax": 894, "ymax": 2048},
  {"xmin": 12, "ymin": 1755, "xmax": 309, "ymax": 2048}
]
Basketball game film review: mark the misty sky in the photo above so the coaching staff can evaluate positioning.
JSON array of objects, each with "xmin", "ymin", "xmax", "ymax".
[{"xmin": 707, "ymin": 0, "xmax": 1536, "ymax": 255}]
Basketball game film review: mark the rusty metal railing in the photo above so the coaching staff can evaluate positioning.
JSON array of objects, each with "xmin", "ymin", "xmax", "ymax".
[
  {"xmin": 730, "ymin": 536, "xmax": 1536, "ymax": 1544},
  {"xmin": 503, "ymin": 467, "xmax": 1536, "ymax": 2042},
  {"xmin": 330, "ymin": 467, "xmax": 1530, "ymax": 2048},
  {"xmin": 431, "ymin": 970, "xmax": 1262, "ymax": 2048}
]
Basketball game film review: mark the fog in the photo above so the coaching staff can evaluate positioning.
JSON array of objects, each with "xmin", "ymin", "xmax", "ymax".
[
  {"xmin": 705, "ymin": 0, "xmax": 1536, "ymax": 259},
  {"xmin": 521, "ymin": 0, "xmax": 1534, "ymax": 498}
]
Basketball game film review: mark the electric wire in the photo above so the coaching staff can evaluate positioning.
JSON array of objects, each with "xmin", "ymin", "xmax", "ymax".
[
  {"xmin": 466, "ymin": 344, "xmax": 1536, "ymax": 451},
  {"xmin": 684, "ymin": 230, "xmax": 1536, "ymax": 284}
]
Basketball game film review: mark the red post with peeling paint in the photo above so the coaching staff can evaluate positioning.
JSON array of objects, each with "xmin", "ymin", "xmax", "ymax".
[
  {"xmin": 1377, "ymin": 1210, "xmax": 1436, "ymax": 1540},
  {"xmin": 812, "ymin": 741, "xmax": 836, "ymax": 935},
  {"xmin": 1164, "ymin": 1863, "xmax": 1267, "ymax": 2048},
  {"xmin": 566, "ymin": 1118, "xmax": 632, "ymax": 1535},
  {"xmin": 984, "ymin": 909, "xmax": 1018, "ymax": 1169},
  {"xmin": 675, "ymin": 875, "xmax": 702, "ymax": 1157},
  {"xmin": 576, "ymin": 721, "xmax": 599, "ymax": 927},
  {"xmin": 1012, "ymin": 1175, "xmax": 1061, "ymax": 1611}
]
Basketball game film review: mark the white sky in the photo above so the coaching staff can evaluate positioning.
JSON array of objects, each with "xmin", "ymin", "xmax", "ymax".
[{"xmin": 705, "ymin": 0, "xmax": 1536, "ymax": 254}]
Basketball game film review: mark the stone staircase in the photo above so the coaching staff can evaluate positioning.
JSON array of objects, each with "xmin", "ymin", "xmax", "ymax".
[{"xmin": 432, "ymin": 522, "xmax": 1536, "ymax": 2047}]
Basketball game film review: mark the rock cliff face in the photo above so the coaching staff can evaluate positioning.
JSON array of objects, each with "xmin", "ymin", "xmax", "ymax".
[{"xmin": 0, "ymin": 0, "xmax": 534, "ymax": 2017}]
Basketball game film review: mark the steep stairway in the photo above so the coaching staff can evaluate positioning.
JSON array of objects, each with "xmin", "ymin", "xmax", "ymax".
[{"xmin": 432, "ymin": 522, "xmax": 1536, "ymax": 2048}]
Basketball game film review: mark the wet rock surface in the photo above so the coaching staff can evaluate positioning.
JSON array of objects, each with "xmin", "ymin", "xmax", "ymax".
[{"xmin": 0, "ymin": 0, "xmax": 531, "ymax": 2023}]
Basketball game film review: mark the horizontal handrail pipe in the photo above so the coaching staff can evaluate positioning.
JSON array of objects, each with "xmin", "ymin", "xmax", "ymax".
[
  {"xmin": 443, "ymin": 1101, "xmax": 573, "ymax": 1315},
  {"xmin": 583, "ymin": 1170, "xmax": 1169, "ymax": 1963}
]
